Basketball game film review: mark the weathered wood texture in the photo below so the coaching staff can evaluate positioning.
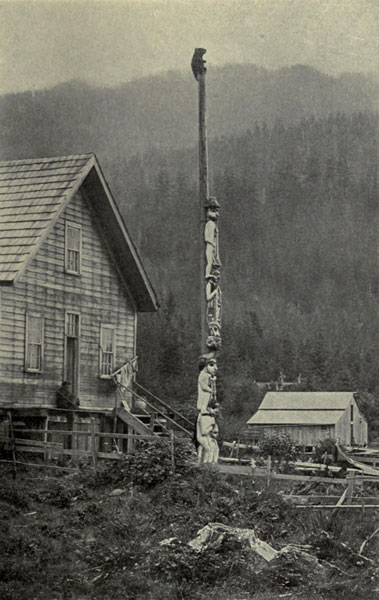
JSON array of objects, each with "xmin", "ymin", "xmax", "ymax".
[
  {"xmin": 335, "ymin": 399, "xmax": 368, "ymax": 446},
  {"xmin": 246, "ymin": 392, "xmax": 368, "ymax": 446},
  {"xmin": 0, "ymin": 187, "xmax": 136, "ymax": 409},
  {"xmin": 0, "ymin": 155, "xmax": 91, "ymax": 281}
]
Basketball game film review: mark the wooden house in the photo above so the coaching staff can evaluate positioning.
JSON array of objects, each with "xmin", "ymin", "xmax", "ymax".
[
  {"xmin": 0, "ymin": 154, "xmax": 163, "ymax": 449},
  {"xmin": 246, "ymin": 392, "xmax": 368, "ymax": 450}
]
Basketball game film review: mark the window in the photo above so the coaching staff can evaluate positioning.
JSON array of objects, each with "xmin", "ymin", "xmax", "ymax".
[
  {"xmin": 25, "ymin": 314, "xmax": 44, "ymax": 372},
  {"xmin": 100, "ymin": 325, "xmax": 116, "ymax": 377},
  {"xmin": 65, "ymin": 312, "xmax": 80, "ymax": 396},
  {"xmin": 65, "ymin": 221, "xmax": 82, "ymax": 275},
  {"xmin": 66, "ymin": 312, "xmax": 80, "ymax": 338}
]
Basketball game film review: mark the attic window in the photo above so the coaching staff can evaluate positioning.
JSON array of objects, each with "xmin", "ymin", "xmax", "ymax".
[
  {"xmin": 25, "ymin": 314, "xmax": 44, "ymax": 372},
  {"xmin": 65, "ymin": 221, "xmax": 82, "ymax": 275}
]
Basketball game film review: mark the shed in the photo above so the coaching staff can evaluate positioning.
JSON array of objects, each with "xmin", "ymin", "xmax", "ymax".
[{"xmin": 246, "ymin": 392, "xmax": 368, "ymax": 448}]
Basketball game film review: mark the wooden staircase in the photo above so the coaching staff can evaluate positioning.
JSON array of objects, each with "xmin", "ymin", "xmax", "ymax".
[{"xmin": 115, "ymin": 382, "xmax": 194, "ymax": 440}]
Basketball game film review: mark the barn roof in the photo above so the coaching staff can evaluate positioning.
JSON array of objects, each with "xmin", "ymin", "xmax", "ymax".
[
  {"xmin": 247, "ymin": 410, "xmax": 346, "ymax": 426},
  {"xmin": 247, "ymin": 392, "xmax": 358, "ymax": 426},
  {"xmin": 0, "ymin": 154, "xmax": 158, "ymax": 311}
]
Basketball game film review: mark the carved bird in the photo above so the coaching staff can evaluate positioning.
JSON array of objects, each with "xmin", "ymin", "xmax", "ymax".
[{"xmin": 191, "ymin": 48, "xmax": 207, "ymax": 80}]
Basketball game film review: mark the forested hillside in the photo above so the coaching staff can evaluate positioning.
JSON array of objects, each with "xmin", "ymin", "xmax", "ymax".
[
  {"xmin": 1, "ymin": 66, "xmax": 379, "ymax": 431},
  {"xmin": 127, "ymin": 113, "xmax": 379, "ymax": 436}
]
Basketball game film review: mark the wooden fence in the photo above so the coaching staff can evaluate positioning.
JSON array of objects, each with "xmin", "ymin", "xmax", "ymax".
[{"xmin": 0, "ymin": 417, "xmax": 185, "ymax": 476}]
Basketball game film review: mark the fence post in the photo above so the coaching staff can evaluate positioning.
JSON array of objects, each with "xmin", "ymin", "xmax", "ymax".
[
  {"xmin": 7, "ymin": 411, "xmax": 17, "ymax": 479},
  {"xmin": 170, "ymin": 429, "xmax": 175, "ymax": 471},
  {"xmin": 90, "ymin": 418, "xmax": 97, "ymax": 472},
  {"xmin": 346, "ymin": 471, "xmax": 355, "ymax": 503},
  {"xmin": 266, "ymin": 455, "xmax": 272, "ymax": 488},
  {"xmin": 43, "ymin": 416, "xmax": 49, "ymax": 462}
]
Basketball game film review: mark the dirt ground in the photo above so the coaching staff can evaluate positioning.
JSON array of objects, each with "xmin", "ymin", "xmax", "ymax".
[{"xmin": 1, "ymin": 446, "xmax": 379, "ymax": 600}]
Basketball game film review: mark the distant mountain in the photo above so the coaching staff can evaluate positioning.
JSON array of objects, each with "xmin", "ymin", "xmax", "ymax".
[{"xmin": 0, "ymin": 64, "xmax": 378, "ymax": 172}]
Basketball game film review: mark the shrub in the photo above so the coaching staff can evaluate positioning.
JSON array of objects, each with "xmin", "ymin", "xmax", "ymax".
[
  {"xmin": 314, "ymin": 438, "xmax": 336, "ymax": 463},
  {"xmin": 82, "ymin": 438, "xmax": 196, "ymax": 489},
  {"xmin": 258, "ymin": 434, "xmax": 298, "ymax": 463}
]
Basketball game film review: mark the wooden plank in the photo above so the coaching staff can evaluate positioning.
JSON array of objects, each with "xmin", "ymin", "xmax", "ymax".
[
  {"xmin": 335, "ymin": 488, "xmax": 348, "ymax": 506},
  {"xmin": 14, "ymin": 438, "xmax": 63, "ymax": 448},
  {"xmin": 13, "ymin": 445, "xmax": 60, "ymax": 455},
  {"xmin": 215, "ymin": 463, "xmax": 350, "ymax": 484},
  {"xmin": 296, "ymin": 505, "xmax": 379, "ymax": 509}
]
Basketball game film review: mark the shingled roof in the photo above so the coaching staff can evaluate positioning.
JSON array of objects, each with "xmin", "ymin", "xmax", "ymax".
[
  {"xmin": 0, "ymin": 154, "xmax": 158, "ymax": 311},
  {"xmin": 247, "ymin": 392, "xmax": 358, "ymax": 426}
]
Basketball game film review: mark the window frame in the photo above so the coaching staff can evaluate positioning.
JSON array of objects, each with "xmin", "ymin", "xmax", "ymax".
[
  {"xmin": 64, "ymin": 310, "xmax": 81, "ymax": 395},
  {"xmin": 65, "ymin": 220, "xmax": 82, "ymax": 275},
  {"xmin": 99, "ymin": 324, "xmax": 116, "ymax": 379},
  {"xmin": 25, "ymin": 313, "xmax": 44, "ymax": 373}
]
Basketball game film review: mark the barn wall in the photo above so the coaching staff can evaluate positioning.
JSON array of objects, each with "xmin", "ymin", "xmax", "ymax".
[
  {"xmin": 246, "ymin": 424, "xmax": 335, "ymax": 446},
  {"xmin": 335, "ymin": 400, "xmax": 368, "ymax": 446},
  {"xmin": 0, "ymin": 189, "xmax": 136, "ymax": 409}
]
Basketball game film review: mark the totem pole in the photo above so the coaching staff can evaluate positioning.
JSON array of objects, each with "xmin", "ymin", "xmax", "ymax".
[{"xmin": 191, "ymin": 48, "xmax": 222, "ymax": 463}]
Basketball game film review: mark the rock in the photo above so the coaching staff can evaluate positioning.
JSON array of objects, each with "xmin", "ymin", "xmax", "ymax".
[
  {"xmin": 159, "ymin": 537, "xmax": 178, "ymax": 546},
  {"xmin": 187, "ymin": 522, "xmax": 326, "ymax": 584},
  {"xmin": 188, "ymin": 522, "xmax": 278, "ymax": 562},
  {"xmin": 84, "ymin": 530, "xmax": 96, "ymax": 544},
  {"xmin": 108, "ymin": 489, "xmax": 126, "ymax": 497}
]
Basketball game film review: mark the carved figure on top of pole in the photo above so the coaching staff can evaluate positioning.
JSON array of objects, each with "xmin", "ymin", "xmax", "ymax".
[{"xmin": 191, "ymin": 48, "xmax": 207, "ymax": 80}]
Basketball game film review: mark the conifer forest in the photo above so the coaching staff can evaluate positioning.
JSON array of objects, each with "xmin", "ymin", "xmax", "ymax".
[{"xmin": 1, "ymin": 68, "xmax": 379, "ymax": 437}]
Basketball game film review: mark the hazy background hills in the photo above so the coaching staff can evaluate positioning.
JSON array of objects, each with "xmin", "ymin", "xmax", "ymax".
[{"xmin": 1, "ymin": 64, "xmax": 378, "ymax": 164}]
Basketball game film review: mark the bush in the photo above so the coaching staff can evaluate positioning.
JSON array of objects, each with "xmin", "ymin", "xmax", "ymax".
[
  {"xmin": 82, "ymin": 438, "xmax": 196, "ymax": 489},
  {"xmin": 258, "ymin": 434, "xmax": 298, "ymax": 463},
  {"xmin": 314, "ymin": 438, "xmax": 336, "ymax": 463}
]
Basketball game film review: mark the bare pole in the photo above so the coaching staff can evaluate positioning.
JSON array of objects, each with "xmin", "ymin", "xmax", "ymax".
[{"xmin": 198, "ymin": 68, "xmax": 209, "ymax": 354}]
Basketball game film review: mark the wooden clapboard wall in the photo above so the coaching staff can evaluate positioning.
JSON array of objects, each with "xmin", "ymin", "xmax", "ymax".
[{"xmin": 0, "ymin": 186, "xmax": 136, "ymax": 409}]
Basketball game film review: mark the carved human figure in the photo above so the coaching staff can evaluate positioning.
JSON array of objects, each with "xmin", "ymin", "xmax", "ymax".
[
  {"xmin": 196, "ymin": 402, "xmax": 220, "ymax": 463},
  {"xmin": 206, "ymin": 271, "xmax": 222, "ymax": 327},
  {"xmin": 204, "ymin": 198, "xmax": 221, "ymax": 279},
  {"xmin": 197, "ymin": 357, "xmax": 218, "ymax": 413}
]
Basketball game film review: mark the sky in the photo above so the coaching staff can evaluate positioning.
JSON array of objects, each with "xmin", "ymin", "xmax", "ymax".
[{"xmin": 0, "ymin": 0, "xmax": 379, "ymax": 95}]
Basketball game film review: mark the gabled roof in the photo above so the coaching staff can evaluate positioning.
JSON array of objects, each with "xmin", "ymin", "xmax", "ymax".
[
  {"xmin": 247, "ymin": 410, "xmax": 347, "ymax": 426},
  {"xmin": 0, "ymin": 154, "xmax": 157, "ymax": 311},
  {"xmin": 247, "ymin": 392, "xmax": 358, "ymax": 426}
]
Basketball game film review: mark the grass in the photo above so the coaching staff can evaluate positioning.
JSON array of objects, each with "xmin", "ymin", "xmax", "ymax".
[{"xmin": 1, "ymin": 440, "xmax": 379, "ymax": 599}]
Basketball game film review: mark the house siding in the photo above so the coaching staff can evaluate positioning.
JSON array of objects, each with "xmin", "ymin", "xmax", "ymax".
[{"xmin": 0, "ymin": 189, "xmax": 136, "ymax": 409}]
